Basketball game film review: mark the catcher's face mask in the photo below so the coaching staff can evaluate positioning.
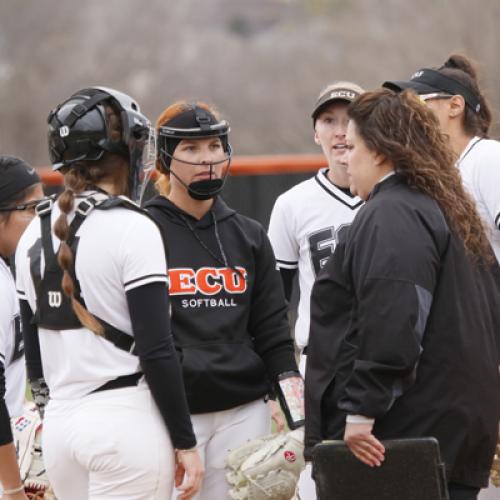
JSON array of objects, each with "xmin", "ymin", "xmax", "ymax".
[
  {"xmin": 47, "ymin": 86, "xmax": 154, "ymax": 204},
  {"xmin": 157, "ymin": 105, "xmax": 232, "ymax": 201}
]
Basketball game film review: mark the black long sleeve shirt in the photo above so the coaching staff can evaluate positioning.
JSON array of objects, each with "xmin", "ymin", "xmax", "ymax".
[{"xmin": 20, "ymin": 282, "xmax": 197, "ymax": 450}]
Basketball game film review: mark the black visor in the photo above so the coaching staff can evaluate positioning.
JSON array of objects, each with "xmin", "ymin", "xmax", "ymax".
[
  {"xmin": 383, "ymin": 68, "xmax": 481, "ymax": 113},
  {"xmin": 0, "ymin": 156, "xmax": 41, "ymax": 206},
  {"xmin": 158, "ymin": 106, "xmax": 230, "ymax": 142}
]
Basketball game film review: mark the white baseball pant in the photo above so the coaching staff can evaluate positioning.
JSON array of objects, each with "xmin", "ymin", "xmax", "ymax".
[
  {"xmin": 298, "ymin": 353, "xmax": 318, "ymax": 499},
  {"xmin": 173, "ymin": 397, "xmax": 271, "ymax": 500},
  {"xmin": 42, "ymin": 384, "xmax": 175, "ymax": 500}
]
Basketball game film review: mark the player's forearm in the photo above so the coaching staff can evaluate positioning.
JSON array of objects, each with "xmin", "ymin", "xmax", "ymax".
[
  {"xmin": 0, "ymin": 442, "xmax": 23, "ymax": 490},
  {"xmin": 250, "ymin": 238, "xmax": 297, "ymax": 377},
  {"xmin": 0, "ymin": 369, "xmax": 13, "ymax": 445},
  {"xmin": 126, "ymin": 282, "xmax": 197, "ymax": 450},
  {"xmin": 140, "ymin": 357, "xmax": 196, "ymax": 450},
  {"xmin": 19, "ymin": 300, "xmax": 44, "ymax": 380},
  {"xmin": 278, "ymin": 268, "xmax": 296, "ymax": 304}
]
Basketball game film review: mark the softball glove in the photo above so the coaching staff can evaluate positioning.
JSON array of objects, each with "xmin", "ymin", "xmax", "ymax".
[{"xmin": 225, "ymin": 428, "xmax": 305, "ymax": 500}]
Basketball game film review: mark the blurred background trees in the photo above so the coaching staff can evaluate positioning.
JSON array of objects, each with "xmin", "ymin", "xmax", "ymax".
[{"xmin": 1, "ymin": 0, "xmax": 498, "ymax": 163}]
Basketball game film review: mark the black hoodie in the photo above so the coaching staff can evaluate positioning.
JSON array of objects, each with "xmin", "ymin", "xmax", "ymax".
[{"xmin": 146, "ymin": 196, "xmax": 297, "ymax": 414}]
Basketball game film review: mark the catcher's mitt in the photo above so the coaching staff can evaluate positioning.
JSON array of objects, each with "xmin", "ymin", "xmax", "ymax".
[
  {"xmin": 491, "ymin": 425, "xmax": 500, "ymax": 487},
  {"xmin": 225, "ymin": 428, "xmax": 305, "ymax": 500},
  {"xmin": 11, "ymin": 404, "xmax": 56, "ymax": 499}
]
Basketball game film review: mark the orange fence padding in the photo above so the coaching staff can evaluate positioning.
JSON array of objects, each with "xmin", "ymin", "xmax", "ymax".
[{"xmin": 38, "ymin": 154, "xmax": 328, "ymax": 186}]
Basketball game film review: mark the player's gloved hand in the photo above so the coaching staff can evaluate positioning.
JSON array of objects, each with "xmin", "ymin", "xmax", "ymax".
[
  {"xmin": 225, "ymin": 428, "xmax": 306, "ymax": 500},
  {"xmin": 11, "ymin": 404, "xmax": 55, "ymax": 499},
  {"xmin": 344, "ymin": 421, "xmax": 385, "ymax": 468},
  {"xmin": 174, "ymin": 448, "xmax": 204, "ymax": 500},
  {"xmin": 269, "ymin": 399, "xmax": 286, "ymax": 432}
]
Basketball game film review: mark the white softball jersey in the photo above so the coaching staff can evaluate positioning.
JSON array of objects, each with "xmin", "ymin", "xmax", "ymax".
[
  {"xmin": 457, "ymin": 137, "xmax": 500, "ymax": 263},
  {"xmin": 15, "ymin": 197, "xmax": 168, "ymax": 400},
  {"xmin": 0, "ymin": 258, "xmax": 26, "ymax": 418},
  {"xmin": 268, "ymin": 168, "xmax": 363, "ymax": 350}
]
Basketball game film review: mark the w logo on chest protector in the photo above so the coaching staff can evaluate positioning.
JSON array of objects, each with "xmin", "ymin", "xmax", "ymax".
[
  {"xmin": 48, "ymin": 291, "xmax": 62, "ymax": 308},
  {"xmin": 169, "ymin": 267, "xmax": 247, "ymax": 296}
]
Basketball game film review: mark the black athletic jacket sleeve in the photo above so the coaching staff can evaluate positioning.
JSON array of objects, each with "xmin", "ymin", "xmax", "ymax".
[
  {"xmin": 248, "ymin": 228, "xmax": 297, "ymax": 380},
  {"xmin": 127, "ymin": 282, "xmax": 196, "ymax": 450},
  {"xmin": 336, "ymin": 189, "xmax": 444, "ymax": 418}
]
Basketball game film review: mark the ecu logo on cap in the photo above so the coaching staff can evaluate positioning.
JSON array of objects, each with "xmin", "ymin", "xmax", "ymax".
[{"xmin": 330, "ymin": 90, "xmax": 357, "ymax": 100}]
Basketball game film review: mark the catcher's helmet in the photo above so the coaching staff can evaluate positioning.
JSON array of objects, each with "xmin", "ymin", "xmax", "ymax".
[
  {"xmin": 157, "ymin": 105, "xmax": 232, "ymax": 200},
  {"xmin": 47, "ymin": 87, "xmax": 152, "ymax": 202}
]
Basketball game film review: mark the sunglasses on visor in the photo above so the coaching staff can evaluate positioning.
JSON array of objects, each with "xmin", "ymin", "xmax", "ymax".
[
  {"xmin": 0, "ymin": 197, "xmax": 51, "ymax": 213},
  {"xmin": 419, "ymin": 93, "xmax": 453, "ymax": 103}
]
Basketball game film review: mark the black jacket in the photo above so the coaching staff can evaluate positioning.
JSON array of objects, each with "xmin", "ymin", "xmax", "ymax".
[
  {"xmin": 305, "ymin": 174, "xmax": 500, "ymax": 488},
  {"xmin": 146, "ymin": 196, "xmax": 297, "ymax": 414}
]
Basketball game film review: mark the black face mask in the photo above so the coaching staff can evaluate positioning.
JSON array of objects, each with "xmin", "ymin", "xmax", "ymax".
[{"xmin": 188, "ymin": 178, "xmax": 225, "ymax": 201}]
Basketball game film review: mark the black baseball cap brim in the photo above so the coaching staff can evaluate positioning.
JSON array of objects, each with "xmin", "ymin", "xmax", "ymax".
[
  {"xmin": 383, "ymin": 79, "xmax": 438, "ymax": 95},
  {"xmin": 0, "ymin": 156, "xmax": 40, "ymax": 206},
  {"xmin": 383, "ymin": 68, "xmax": 481, "ymax": 113}
]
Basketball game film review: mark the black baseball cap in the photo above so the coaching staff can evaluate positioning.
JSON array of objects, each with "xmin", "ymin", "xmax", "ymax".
[
  {"xmin": 0, "ymin": 155, "xmax": 40, "ymax": 206},
  {"xmin": 383, "ymin": 68, "xmax": 481, "ymax": 113}
]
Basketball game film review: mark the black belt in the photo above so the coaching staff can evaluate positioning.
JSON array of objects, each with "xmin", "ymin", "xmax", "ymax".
[
  {"xmin": 302, "ymin": 346, "xmax": 308, "ymax": 355},
  {"xmin": 92, "ymin": 372, "xmax": 142, "ymax": 393}
]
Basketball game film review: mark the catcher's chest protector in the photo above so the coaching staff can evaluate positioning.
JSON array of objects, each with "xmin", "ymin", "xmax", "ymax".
[
  {"xmin": 30, "ymin": 198, "xmax": 82, "ymax": 330},
  {"xmin": 312, "ymin": 438, "xmax": 449, "ymax": 500},
  {"xmin": 29, "ymin": 194, "xmax": 147, "ymax": 353}
]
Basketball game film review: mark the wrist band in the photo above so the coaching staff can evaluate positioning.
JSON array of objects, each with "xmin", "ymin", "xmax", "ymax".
[
  {"xmin": 176, "ymin": 446, "xmax": 197, "ymax": 454},
  {"xmin": 3, "ymin": 484, "xmax": 24, "ymax": 494},
  {"xmin": 275, "ymin": 372, "xmax": 305, "ymax": 430}
]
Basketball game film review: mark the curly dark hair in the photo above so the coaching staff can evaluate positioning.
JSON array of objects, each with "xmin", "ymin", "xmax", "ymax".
[{"xmin": 348, "ymin": 89, "xmax": 493, "ymax": 263}]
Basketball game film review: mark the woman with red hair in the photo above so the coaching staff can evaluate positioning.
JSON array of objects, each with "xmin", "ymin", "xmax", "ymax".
[{"xmin": 146, "ymin": 101, "xmax": 303, "ymax": 499}]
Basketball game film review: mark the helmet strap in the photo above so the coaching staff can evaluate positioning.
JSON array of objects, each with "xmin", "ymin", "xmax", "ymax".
[{"xmin": 61, "ymin": 91, "xmax": 110, "ymax": 128}]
